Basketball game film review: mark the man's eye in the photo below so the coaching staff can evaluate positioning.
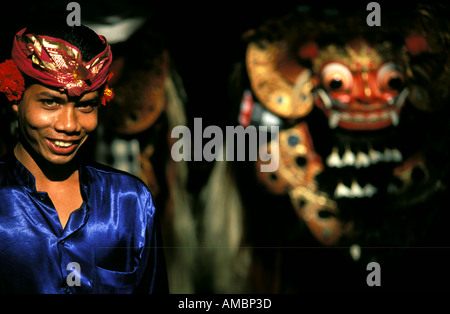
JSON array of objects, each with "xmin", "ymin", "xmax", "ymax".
[{"xmin": 40, "ymin": 99, "xmax": 59, "ymax": 107}]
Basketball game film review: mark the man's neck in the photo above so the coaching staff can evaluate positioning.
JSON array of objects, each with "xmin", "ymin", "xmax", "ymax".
[
  {"xmin": 13, "ymin": 142, "xmax": 79, "ymax": 190},
  {"xmin": 14, "ymin": 141, "xmax": 83, "ymax": 229}
]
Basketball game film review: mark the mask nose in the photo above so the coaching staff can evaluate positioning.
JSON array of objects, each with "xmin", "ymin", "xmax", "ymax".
[{"xmin": 350, "ymin": 72, "xmax": 386, "ymax": 105}]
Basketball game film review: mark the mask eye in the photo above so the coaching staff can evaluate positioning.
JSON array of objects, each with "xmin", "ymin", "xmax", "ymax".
[
  {"xmin": 377, "ymin": 62, "xmax": 405, "ymax": 91},
  {"xmin": 321, "ymin": 62, "xmax": 353, "ymax": 92}
]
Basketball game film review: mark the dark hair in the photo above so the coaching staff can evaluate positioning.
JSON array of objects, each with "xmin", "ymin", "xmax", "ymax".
[{"xmin": 23, "ymin": 21, "xmax": 106, "ymax": 62}]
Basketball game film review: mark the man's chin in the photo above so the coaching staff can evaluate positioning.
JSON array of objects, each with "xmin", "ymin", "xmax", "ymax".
[
  {"xmin": 37, "ymin": 149, "xmax": 79, "ymax": 166},
  {"xmin": 45, "ymin": 154, "xmax": 77, "ymax": 165}
]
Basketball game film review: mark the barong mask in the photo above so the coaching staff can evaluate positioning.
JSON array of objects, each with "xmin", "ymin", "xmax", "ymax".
[
  {"xmin": 240, "ymin": 8, "xmax": 449, "ymax": 246},
  {"xmin": 1, "ymin": 28, "xmax": 114, "ymax": 104}
]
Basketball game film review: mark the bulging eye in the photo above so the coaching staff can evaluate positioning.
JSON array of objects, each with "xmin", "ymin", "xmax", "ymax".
[
  {"xmin": 321, "ymin": 62, "xmax": 353, "ymax": 92},
  {"xmin": 377, "ymin": 62, "xmax": 405, "ymax": 91}
]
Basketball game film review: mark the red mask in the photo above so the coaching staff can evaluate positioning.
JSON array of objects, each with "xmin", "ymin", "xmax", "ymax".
[{"xmin": 312, "ymin": 40, "xmax": 408, "ymax": 130}]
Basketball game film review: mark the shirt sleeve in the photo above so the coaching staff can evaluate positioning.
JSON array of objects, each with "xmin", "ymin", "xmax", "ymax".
[{"xmin": 135, "ymin": 190, "xmax": 169, "ymax": 294}]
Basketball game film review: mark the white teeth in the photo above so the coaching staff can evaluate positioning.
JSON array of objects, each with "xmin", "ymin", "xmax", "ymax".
[
  {"xmin": 390, "ymin": 111, "xmax": 399, "ymax": 126},
  {"xmin": 383, "ymin": 148, "xmax": 393, "ymax": 162},
  {"xmin": 54, "ymin": 140, "xmax": 73, "ymax": 148},
  {"xmin": 334, "ymin": 182, "xmax": 351, "ymax": 198},
  {"xmin": 363, "ymin": 184, "xmax": 377, "ymax": 197},
  {"xmin": 368, "ymin": 147, "xmax": 383, "ymax": 163},
  {"xmin": 342, "ymin": 147, "xmax": 355, "ymax": 166},
  {"xmin": 334, "ymin": 181, "xmax": 378, "ymax": 198},
  {"xmin": 350, "ymin": 180, "xmax": 364, "ymax": 197},
  {"xmin": 326, "ymin": 146, "xmax": 403, "ymax": 168},
  {"xmin": 390, "ymin": 148, "xmax": 403, "ymax": 162},
  {"xmin": 383, "ymin": 148, "xmax": 403, "ymax": 162},
  {"xmin": 355, "ymin": 151, "xmax": 370, "ymax": 168},
  {"xmin": 326, "ymin": 147, "xmax": 343, "ymax": 168},
  {"xmin": 329, "ymin": 111, "xmax": 341, "ymax": 129},
  {"xmin": 353, "ymin": 113, "xmax": 365, "ymax": 122}
]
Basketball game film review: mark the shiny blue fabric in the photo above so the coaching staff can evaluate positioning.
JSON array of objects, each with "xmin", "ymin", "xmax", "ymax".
[{"xmin": 0, "ymin": 153, "xmax": 168, "ymax": 294}]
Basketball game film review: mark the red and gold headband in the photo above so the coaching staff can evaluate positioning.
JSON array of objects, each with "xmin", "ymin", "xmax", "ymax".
[{"xmin": 1, "ymin": 28, "xmax": 114, "ymax": 104}]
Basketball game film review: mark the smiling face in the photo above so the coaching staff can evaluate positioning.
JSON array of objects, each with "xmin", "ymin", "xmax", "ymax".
[{"xmin": 13, "ymin": 84, "xmax": 100, "ymax": 166}]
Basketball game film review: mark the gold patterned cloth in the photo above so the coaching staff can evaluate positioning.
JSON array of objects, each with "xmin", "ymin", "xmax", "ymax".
[{"xmin": 11, "ymin": 28, "xmax": 112, "ymax": 96}]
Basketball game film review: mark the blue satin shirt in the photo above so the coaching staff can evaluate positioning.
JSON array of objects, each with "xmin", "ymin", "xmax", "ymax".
[{"xmin": 0, "ymin": 153, "xmax": 168, "ymax": 294}]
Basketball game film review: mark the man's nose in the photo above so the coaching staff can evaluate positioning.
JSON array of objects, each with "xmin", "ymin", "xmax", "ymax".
[{"xmin": 54, "ymin": 106, "xmax": 80, "ymax": 133}]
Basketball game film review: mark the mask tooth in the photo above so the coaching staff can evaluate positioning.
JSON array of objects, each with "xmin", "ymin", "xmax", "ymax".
[
  {"xmin": 355, "ymin": 151, "xmax": 370, "ymax": 168},
  {"xmin": 383, "ymin": 148, "xmax": 393, "ymax": 162},
  {"xmin": 334, "ymin": 182, "xmax": 351, "ymax": 198},
  {"xmin": 326, "ymin": 147, "xmax": 343, "ymax": 168},
  {"xmin": 342, "ymin": 147, "xmax": 356, "ymax": 166},
  {"xmin": 390, "ymin": 111, "xmax": 399, "ymax": 126},
  {"xmin": 368, "ymin": 147, "xmax": 383, "ymax": 164},
  {"xmin": 350, "ymin": 179, "xmax": 364, "ymax": 198},
  {"xmin": 391, "ymin": 148, "xmax": 403, "ymax": 162},
  {"xmin": 328, "ymin": 111, "xmax": 341, "ymax": 129},
  {"xmin": 363, "ymin": 183, "xmax": 377, "ymax": 197}
]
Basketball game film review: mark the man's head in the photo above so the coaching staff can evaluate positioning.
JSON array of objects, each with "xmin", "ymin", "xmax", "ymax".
[
  {"xmin": 12, "ymin": 81, "xmax": 100, "ymax": 165},
  {"xmin": 0, "ymin": 23, "xmax": 113, "ymax": 166}
]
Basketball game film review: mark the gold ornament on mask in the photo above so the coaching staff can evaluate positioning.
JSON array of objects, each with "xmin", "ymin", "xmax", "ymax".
[
  {"xmin": 255, "ymin": 123, "xmax": 322, "ymax": 194},
  {"xmin": 290, "ymin": 185, "xmax": 352, "ymax": 246},
  {"xmin": 246, "ymin": 40, "xmax": 314, "ymax": 118},
  {"xmin": 255, "ymin": 122, "xmax": 350, "ymax": 245}
]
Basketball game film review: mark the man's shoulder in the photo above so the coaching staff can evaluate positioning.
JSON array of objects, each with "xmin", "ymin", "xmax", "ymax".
[
  {"xmin": 0, "ymin": 160, "xmax": 6, "ymax": 181},
  {"xmin": 0, "ymin": 153, "xmax": 11, "ymax": 165},
  {"xmin": 0, "ymin": 153, "xmax": 13, "ymax": 178},
  {"xmin": 0, "ymin": 157, "xmax": 6, "ymax": 168},
  {"xmin": 83, "ymin": 161, "xmax": 149, "ymax": 192}
]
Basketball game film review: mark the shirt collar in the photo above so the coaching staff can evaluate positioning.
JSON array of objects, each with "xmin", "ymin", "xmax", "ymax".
[
  {"xmin": 3, "ymin": 151, "xmax": 37, "ymax": 193},
  {"xmin": 3, "ymin": 151, "xmax": 91, "ymax": 201}
]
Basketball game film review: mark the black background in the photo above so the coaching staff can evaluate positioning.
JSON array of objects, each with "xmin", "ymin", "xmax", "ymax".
[{"xmin": 1, "ymin": 0, "xmax": 449, "ymax": 295}]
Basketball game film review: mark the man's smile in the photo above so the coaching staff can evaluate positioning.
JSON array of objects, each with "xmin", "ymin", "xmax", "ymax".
[{"xmin": 45, "ymin": 138, "xmax": 82, "ymax": 155}]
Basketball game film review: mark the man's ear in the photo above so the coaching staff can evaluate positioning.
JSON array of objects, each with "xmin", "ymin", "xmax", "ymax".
[
  {"xmin": 12, "ymin": 101, "xmax": 19, "ymax": 114},
  {"xmin": 11, "ymin": 100, "xmax": 22, "ymax": 116}
]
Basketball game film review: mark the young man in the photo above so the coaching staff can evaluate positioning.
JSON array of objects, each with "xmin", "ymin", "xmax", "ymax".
[{"xmin": 0, "ymin": 23, "xmax": 168, "ymax": 293}]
